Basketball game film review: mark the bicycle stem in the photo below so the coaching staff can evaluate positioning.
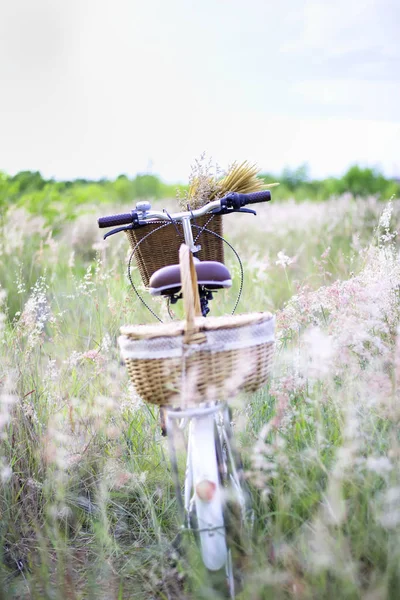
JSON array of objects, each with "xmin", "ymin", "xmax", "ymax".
[{"xmin": 181, "ymin": 216, "xmax": 201, "ymax": 253}]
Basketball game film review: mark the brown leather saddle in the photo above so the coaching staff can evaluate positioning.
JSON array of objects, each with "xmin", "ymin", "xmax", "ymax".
[{"xmin": 149, "ymin": 259, "xmax": 232, "ymax": 296}]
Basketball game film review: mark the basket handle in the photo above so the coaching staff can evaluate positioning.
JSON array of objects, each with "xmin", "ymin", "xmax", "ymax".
[{"xmin": 179, "ymin": 244, "xmax": 206, "ymax": 344}]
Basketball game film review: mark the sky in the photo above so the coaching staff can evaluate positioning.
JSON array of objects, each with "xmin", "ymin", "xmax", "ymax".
[{"xmin": 0, "ymin": 0, "xmax": 399, "ymax": 182}]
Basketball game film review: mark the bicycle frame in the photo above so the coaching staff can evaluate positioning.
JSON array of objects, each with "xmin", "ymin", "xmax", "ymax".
[{"xmin": 98, "ymin": 189, "xmax": 273, "ymax": 595}]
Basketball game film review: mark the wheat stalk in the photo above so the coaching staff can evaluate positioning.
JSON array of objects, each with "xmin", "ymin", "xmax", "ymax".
[{"xmin": 185, "ymin": 160, "xmax": 279, "ymax": 209}]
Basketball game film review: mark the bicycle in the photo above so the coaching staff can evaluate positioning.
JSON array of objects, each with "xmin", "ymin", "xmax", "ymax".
[{"xmin": 98, "ymin": 190, "xmax": 275, "ymax": 597}]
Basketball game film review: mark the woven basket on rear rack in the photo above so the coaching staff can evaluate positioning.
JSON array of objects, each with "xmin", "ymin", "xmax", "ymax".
[
  {"xmin": 119, "ymin": 245, "xmax": 274, "ymax": 407},
  {"xmin": 125, "ymin": 214, "xmax": 223, "ymax": 288}
]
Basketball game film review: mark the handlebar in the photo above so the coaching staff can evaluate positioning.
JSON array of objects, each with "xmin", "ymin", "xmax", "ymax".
[
  {"xmin": 97, "ymin": 190, "xmax": 272, "ymax": 231},
  {"xmin": 98, "ymin": 211, "xmax": 136, "ymax": 229}
]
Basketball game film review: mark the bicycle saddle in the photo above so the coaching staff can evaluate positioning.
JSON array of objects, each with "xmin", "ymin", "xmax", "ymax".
[{"xmin": 149, "ymin": 259, "xmax": 232, "ymax": 296}]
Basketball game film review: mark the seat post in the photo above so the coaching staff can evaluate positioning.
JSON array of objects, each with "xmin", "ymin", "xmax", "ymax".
[{"xmin": 200, "ymin": 290, "xmax": 212, "ymax": 317}]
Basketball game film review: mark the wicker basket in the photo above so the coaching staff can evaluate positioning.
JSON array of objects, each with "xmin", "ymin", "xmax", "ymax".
[
  {"xmin": 125, "ymin": 214, "xmax": 224, "ymax": 287},
  {"xmin": 119, "ymin": 245, "xmax": 275, "ymax": 407}
]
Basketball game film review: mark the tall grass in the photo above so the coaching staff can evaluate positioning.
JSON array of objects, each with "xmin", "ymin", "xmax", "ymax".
[{"xmin": 1, "ymin": 195, "xmax": 400, "ymax": 598}]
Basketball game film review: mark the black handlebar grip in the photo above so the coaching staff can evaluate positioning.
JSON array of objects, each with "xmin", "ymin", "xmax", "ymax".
[
  {"xmin": 240, "ymin": 190, "xmax": 271, "ymax": 205},
  {"xmin": 98, "ymin": 213, "xmax": 133, "ymax": 228},
  {"xmin": 224, "ymin": 190, "xmax": 272, "ymax": 210}
]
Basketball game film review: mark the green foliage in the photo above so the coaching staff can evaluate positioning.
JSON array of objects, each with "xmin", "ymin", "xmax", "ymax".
[
  {"xmin": 0, "ymin": 165, "xmax": 398, "ymax": 232},
  {"xmin": 281, "ymin": 163, "xmax": 310, "ymax": 190},
  {"xmin": 262, "ymin": 164, "xmax": 400, "ymax": 201},
  {"xmin": 340, "ymin": 165, "xmax": 399, "ymax": 197},
  {"xmin": 0, "ymin": 171, "xmax": 189, "ymax": 227},
  {"xmin": 10, "ymin": 170, "xmax": 48, "ymax": 194},
  {"xmin": 132, "ymin": 174, "xmax": 160, "ymax": 198}
]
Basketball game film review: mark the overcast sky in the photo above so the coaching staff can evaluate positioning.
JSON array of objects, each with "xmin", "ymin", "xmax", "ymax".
[{"xmin": 0, "ymin": 0, "xmax": 399, "ymax": 182}]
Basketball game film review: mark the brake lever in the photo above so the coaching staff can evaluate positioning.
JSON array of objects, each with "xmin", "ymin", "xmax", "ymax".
[
  {"xmin": 237, "ymin": 207, "xmax": 256, "ymax": 215},
  {"xmin": 103, "ymin": 224, "xmax": 135, "ymax": 239},
  {"xmin": 213, "ymin": 207, "xmax": 257, "ymax": 216}
]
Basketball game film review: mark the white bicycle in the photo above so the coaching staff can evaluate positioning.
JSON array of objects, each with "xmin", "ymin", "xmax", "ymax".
[{"xmin": 98, "ymin": 191, "xmax": 275, "ymax": 597}]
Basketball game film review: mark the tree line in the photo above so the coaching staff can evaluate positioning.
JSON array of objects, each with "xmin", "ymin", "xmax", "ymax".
[{"xmin": 0, "ymin": 165, "xmax": 398, "ymax": 226}]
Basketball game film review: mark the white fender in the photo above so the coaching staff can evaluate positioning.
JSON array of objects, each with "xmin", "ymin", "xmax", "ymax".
[{"xmin": 189, "ymin": 414, "xmax": 227, "ymax": 571}]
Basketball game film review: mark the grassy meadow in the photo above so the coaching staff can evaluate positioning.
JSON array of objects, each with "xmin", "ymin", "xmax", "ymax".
[{"xmin": 1, "ymin": 185, "xmax": 400, "ymax": 598}]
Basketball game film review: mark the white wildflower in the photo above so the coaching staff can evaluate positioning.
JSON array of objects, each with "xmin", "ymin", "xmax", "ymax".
[
  {"xmin": 378, "ymin": 200, "xmax": 393, "ymax": 231},
  {"xmin": 65, "ymin": 351, "xmax": 83, "ymax": 368},
  {"xmin": 366, "ymin": 456, "xmax": 393, "ymax": 474},
  {"xmin": 377, "ymin": 487, "xmax": 400, "ymax": 529},
  {"xmin": 45, "ymin": 359, "xmax": 59, "ymax": 382},
  {"xmin": 19, "ymin": 275, "xmax": 52, "ymax": 350},
  {"xmin": 1, "ymin": 465, "xmax": 12, "ymax": 482},
  {"xmin": 302, "ymin": 327, "xmax": 334, "ymax": 381},
  {"xmin": 276, "ymin": 250, "xmax": 295, "ymax": 268},
  {"xmin": 101, "ymin": 333, "xmax": 112, "ymax": 352}
]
